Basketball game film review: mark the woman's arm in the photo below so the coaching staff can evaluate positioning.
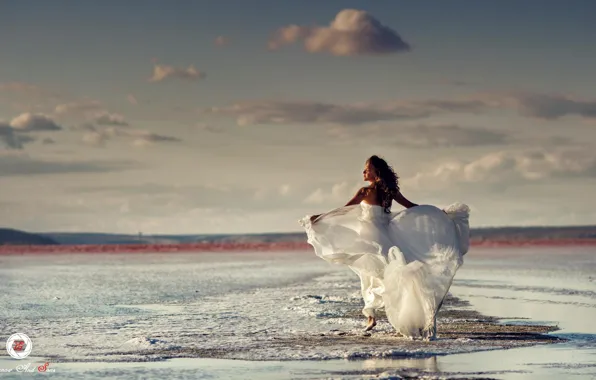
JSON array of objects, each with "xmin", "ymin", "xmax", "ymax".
[
  {"xmin": 344, "ymin": 187, "xmax": 367, "ymax": 207},
  {"xmin": 310, "ymin": 188, "xmax": 367, "ymax": 223},
  {"xmin": 393, "ymin": 190, "xmax": 418, "ymax": 209}
]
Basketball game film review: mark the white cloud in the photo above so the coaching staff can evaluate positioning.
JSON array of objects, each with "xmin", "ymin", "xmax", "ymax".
[
  {"xmin": 254, "ymin": 184, "xmax": 292, "ymax": 200},
  {"xmin": 82, "ymin": 131, "xmax": 109, "ymax": 147},
  {"xmin": 303, "ymin": 181, "xmax": 361, "ymax": 205},
  {"xmin": 9, "ymin": 113, "xmax": 62, "ymax": 131},
  {"xmin": 148, "ymin": 64, "xmax": 206, "ymax": 82},
  {"xmin": 80, "ymin": 124, "xmax": 180, "ymax": 148},
  {"xmin": 93, "ymin": 112, "xmax": 129, "ymax": 127},
  {"xmin": 303, "ymin": 188, "xmax": 325, "ymax": 204},
  {"xmin": 405, "ymin": 149, "xmax": 596, "ymax": 190},
  {"xmin": 279, "ymin": 184, "xmax": 291, "ymax": 196},
  {"xmin": 204, "ymin": 92, "xmax": 596, "ymax": 129},
  {"xmin": 268, "ymin": 9, "xmax": 410, "ymax": 56},
  {"xmin": 204, "ymin": 100, "xmax": 427, "ymax": 126},
  {"xmin": 0, "ymin": 113, "xmax": 62, "ymax": 149},
  {"xmin": 53, "ymin": 101, "xmax": 135, "ymax": 130}
]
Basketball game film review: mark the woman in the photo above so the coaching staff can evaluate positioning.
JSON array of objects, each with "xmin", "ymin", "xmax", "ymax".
[{"xmin": 300, "ymin": 155, "xmax": 470, "ymax": 340}]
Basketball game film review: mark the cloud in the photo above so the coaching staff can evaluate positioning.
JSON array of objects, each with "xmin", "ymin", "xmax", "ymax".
[
  {"xmin": 131, "ymin": 132, "xmax": 181, "ymax": 147},
  {"xmin": 93, "ymin": 112, "xmax": 129, "ymax": 126},
  {"xmin": 203, "ymin": 91, "xmax": 596, "ymax": 129},
  {"xmin": 512, "ymin": 93, "xmax": 596, "ymax": 120},
  {"xmin": 148, "ymin": 64, "xmax": 206, "ymax": 82},
  {"xmin": 9, "ymin": 113, "xmax": 62, "ymax": 131},
  {"xmin": 81, "ymin": 125, "xmax": 180, "ymax": 148},
  {"xmin": 201, "ymin": 96, "xmax": 506, "ymax": 128},
  {"xmin": 127, "ymin": 94, "xmax": 138, "ymax": 106},
  {"xmin": 54, "ymin": 100, "xmax": 103, "ymax": 116},
  {"xmin": 303, "ymin": 181, "xmax": 361, "ymax": 205},
  {"xmin": 415, "ymin": 98, "xmax": 490, "ymax": 113},
  {"xmin": 82, "ymin": 131, "xmax": 109, "ymax": 147},
  {"xmin": 279, "ymin": 184, "xmax": 291, "ymax": 195},
  {"xmin": 72, "ymin": 123, "xmax": 99, "ymax": 132},
  {"xmin": 0, "ymin": 113, "xmax": 62, "ymax": 149},
  {"xmin": 254, "ymin": 184, "xmax": 292, "ymax": 200},
  {"xmin": 541, "ymin": 135, "xmax": 579, "ymax": 147},
  {"xmin": 0, "ymin": 154, "xmax": 139, "ymax": 176},
  {"xmin": 392, "ymin": 124, "xmax": 508, "ymax": 148},
  {"xmin": 0, "ymin": 125, "xmax": 34, "ymax": 149},
  {"xmin": 268, "ymin": 9, "xmax": 410, "ymax": 56},
  {"xmin": 197, "ymin": 122, "xmax": 223, "ymax": 133},
  {"xmin": 214, "ymin": 36, "xmax": 230, "ymax": 46},
  {"xmin": 0, "ymin": 83, "xmax": 66, "ymax": 115},
  {"xmin": 405, "ymin": 149, "xmax": 596, "ymax": 190},
  {"xmin": 412, "ymin": 92, "xmax": 596, "ymax": 120},
  {"xmin": 204, "ymin": 100, "xmax": 427, "ymax": 126}
]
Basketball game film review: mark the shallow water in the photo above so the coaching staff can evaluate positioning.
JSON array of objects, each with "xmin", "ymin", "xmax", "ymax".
[
  {"xmin": 443, "ymin": 246, "xmax": 596, "ymax": 379},
  {"xmin": 0, "ymin": 247, "xmax": 595, "ymax": 379}
]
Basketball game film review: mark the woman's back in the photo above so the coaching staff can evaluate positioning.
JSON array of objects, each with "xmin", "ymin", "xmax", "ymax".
[{"xmin": 362, "ymin": 184, "xmax": 394, "ymax": 211}]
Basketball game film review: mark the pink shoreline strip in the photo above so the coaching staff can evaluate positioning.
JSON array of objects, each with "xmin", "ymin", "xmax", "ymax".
[{"xmin": 0, "ymin": 240, "xmax": 595, "ymax": 255}]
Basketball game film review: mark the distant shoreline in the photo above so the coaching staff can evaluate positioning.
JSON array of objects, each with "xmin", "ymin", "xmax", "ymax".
[{"xmin": 1, "ymin": 239, "xmax": 595, "ymax": 254}]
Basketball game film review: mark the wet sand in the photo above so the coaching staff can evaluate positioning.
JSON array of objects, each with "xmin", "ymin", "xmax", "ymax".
[
  {"xmin": 77, "ymin": 295, "xmax": 560, "ymax": 365},
  {"xmin": 13, "ymin": 294, "xmax": 562, "ymax": 380}
]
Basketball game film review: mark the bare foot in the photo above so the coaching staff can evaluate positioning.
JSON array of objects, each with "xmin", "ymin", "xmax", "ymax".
[{"xmin": 364, "ymin": 316, "xmax": 376, "ymax": 331}]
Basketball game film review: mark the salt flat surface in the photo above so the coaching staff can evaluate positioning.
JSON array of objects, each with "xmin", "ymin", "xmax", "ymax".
[
  {"xmin": 0, "ymin": 251, "xmax": 510, "ymax": 364},
  {"xmin": 0, "ymin": 247, "xmax": 595, "ymax": 379}
]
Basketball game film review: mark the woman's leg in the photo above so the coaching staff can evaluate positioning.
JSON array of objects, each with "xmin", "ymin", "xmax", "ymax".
[{"xmin": 358, "ymin": 272, "xmax": 384, "ymax": 330}]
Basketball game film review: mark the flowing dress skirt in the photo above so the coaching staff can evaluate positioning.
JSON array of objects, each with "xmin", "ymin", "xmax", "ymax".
[{"xmin": 299, "ymin": 202, "xmax": 470, "ymax": 339}]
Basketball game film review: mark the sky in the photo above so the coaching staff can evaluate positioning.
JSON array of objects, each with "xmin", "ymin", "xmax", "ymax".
[{"xmin": 1, "ymin": 0, "xmax": 596, "ymax": 234}]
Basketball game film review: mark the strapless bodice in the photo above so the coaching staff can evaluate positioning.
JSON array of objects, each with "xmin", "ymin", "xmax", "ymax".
[{"xmin": 360, "ymin": 201, "xmax": 390, "ymax": 223}]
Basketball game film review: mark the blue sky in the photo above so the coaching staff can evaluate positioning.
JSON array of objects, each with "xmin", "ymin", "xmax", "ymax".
[
  {"xmin": 3, "ymin": 0, "xmax": 595, "ymax": 100},
  {"xmin": 1, "ymin": 1, "xmax": 595, "ymax": 233}
]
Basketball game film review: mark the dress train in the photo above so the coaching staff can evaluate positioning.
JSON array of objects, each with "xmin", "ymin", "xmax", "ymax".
[{"xmin": 299, "ymin": 202, "xmax": 470, "ymax": 339}]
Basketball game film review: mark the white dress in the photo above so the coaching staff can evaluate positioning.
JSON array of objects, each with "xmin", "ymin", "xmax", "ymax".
[{"xmin": 299, "ymin": 201, "xmax": 470, "ymax": 340}]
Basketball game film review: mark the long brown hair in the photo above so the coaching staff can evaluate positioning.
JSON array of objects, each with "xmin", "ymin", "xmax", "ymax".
[{"xmin": 367, "ymin": 155, "xmax": 399, "ymax": 213}]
